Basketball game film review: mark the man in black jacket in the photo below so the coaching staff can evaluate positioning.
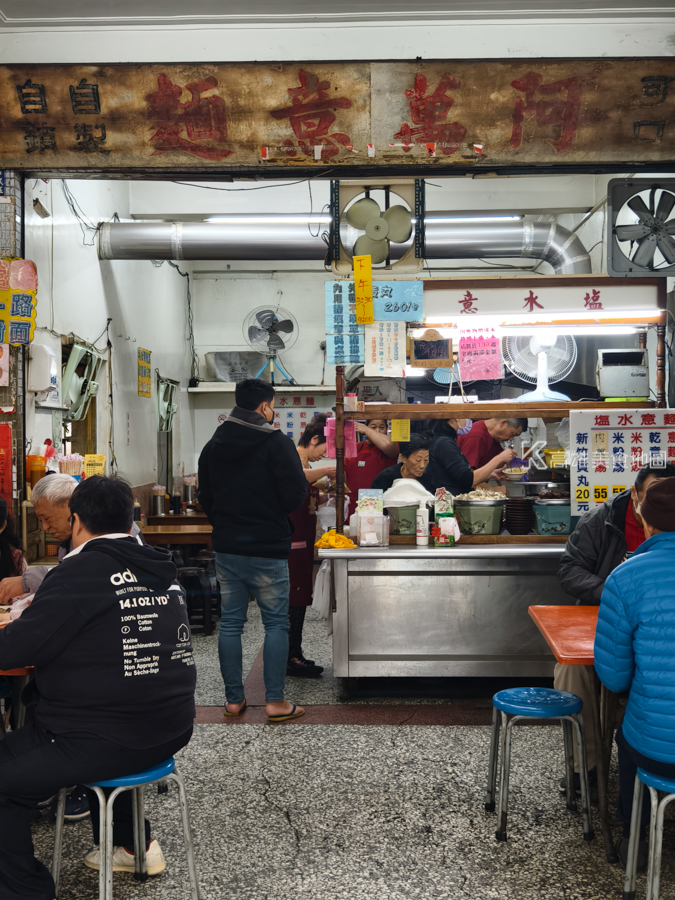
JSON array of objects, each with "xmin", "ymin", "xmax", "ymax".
[
  {"xmin": 555, "ymin": 462, "xmax": 675, "ymax": 789},
  {"xmin": 0, "ymin": 476, "xmax": 196, "ymax": 900},
  {"xmin": 198, "ymin": 378, "xmax": 308, "ymax": 722}
]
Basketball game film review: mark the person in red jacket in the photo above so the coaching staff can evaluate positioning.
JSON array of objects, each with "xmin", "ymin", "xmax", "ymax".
[
  {"xmin": 458, "ymin": 417, "xmax": 528, "ymax": 471},
  {"xmin": 344, "ymin": 419, "xmax": 399, "ymax": 518}
]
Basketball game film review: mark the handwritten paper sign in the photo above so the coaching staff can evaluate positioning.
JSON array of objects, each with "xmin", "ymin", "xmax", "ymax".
[
  {"xmin": 410, "ymin": 328, "xmax": 452, "ymax": 369},
  {"xmin": 353, "ymin": 255, "xmax": 374, "ymax": 325},
  {"xmin": 137, "ymin": 348, "xmax": 152, "ymax": 397},
  {"xmin": 457, "ymin": 328, "xmax": 502, "ymax": 380},
  {"xmin": 364, "ymin": 321, "xmax": 406, "ymax": 377},
  {"xmin": 390, "ymin": 419, "xmax": 411, "ymax": 442},
  {"xmin": 0, "ymin": 258, "xmax": 37, "ymax": 344},
  {"xmin": 570, "ymin": 409, "xmax": 675, "ymax": 516},
  {"xmin": 324, "ymin": 282, "xmax": 363, "ymax": 334},
  {"xmin": 372, "ymin": 281, "xmax": 423, "ymax": 322},
  {"xmin": 326, "ymin": 333, "xmax": 365, "ymax": 366}
]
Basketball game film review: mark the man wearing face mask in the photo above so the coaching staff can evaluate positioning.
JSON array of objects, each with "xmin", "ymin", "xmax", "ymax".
[
  {"xmin": 555, "ymin": 462, "xmax": 675, "ymax": 796},
  {"xmin": 198, "ymin": 378, "xmax": 309, "ymax": 723}
]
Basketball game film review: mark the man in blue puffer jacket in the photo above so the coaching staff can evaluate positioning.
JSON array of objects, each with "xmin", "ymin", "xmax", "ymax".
[{"xmin": 595, "ymin": 477, "xmax": 675, "ymax": 867}]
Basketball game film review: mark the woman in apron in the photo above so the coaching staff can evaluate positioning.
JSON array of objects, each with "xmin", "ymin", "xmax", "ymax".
[{"xmin": 287, "ymin": 413, "xmax": 333, "ymax": 678}]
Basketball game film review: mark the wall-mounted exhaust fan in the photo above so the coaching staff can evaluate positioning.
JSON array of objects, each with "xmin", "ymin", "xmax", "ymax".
[
  {"xmin": 331, "ymin": 179, "xmax": 424, "ymax": 275},
  {"xmin": 61, "ymin": 343, "xmax": 105, "ymax": 421},
  {"xmin": 243, "ymin": 307, "xmax": 298, "ymax": 385},
  {"xmin": 608, "ymin": 178, "xmax": 675, "ymax": 276},
  {"xmin": 157, "ymin": 376, "xmax": 179, "ymax": 432},
  {"xmin": 502, "ymin": 333, "xmax": 577, "ymax": 402}
]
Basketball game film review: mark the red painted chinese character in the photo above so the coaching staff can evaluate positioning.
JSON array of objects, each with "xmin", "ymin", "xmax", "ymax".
[
  {"xmin": 669, "ymin": 432, "xmax": 675, "ymax": 443},
  {"xmin": 641, "ymin": 413, "xmax": 656, "ymax": 426},
  {"xmin": 293, "ymin": 397, "xmax": 301, "ymax": 406},
  {"xmin": 279, "ymin": 397, "xmax": 288, "ymax": 406},
  {"xmin": 300, "ymin": 411, "xmax": 307, "ymax": 419},
  {"xmin": 459, "ymin": 291, "xmax": 478, "ymax": 314},
  {"xmin": 145, "ymin": 74, "xmax": 232, "ymax": 161},
  {"xmin": 631, "ymin": 432, "xmax": 643, "ymax": 443},
  {"xmin": 618, "ymin": 415, "xmax": 634, "ymax": 426},
  {"xmin": 595, "ymin": 415, "xmax": 610, "ymax": 426},
  {"xmin": 270, "ymin": 70, "xmax": 352, "ymax": 160},
  {"xmin": 583, "ymin": 289, "xmax": 603, "ymax": 310},
  {"xmin": 669, "ymin": 446, "xmax": 675, "ymax": 459},
  {"xmin": 523, "ymin": 290, "xmax": 544, "ymax": 312},
  {"xmin": 394, "ymin": 73, "xmax": 467, "ymax": 156},
  {"xmin": 595, "ymin": 460, "xmax": 607, "ymax": 473},
  {"xmin": 305, "ymin": 397, "xmax": 314, "ymax": 406},
  {"xmin": 510, "ymin": 72, "xmax": 582, "ymax": 154},
  {"xmin": 665, "ymin": 414, "xmax": 675, "ymax": 426}
]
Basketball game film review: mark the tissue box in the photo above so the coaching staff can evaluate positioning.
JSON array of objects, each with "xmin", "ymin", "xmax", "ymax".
[
  {"xmin": 433, "ymin": 512, "xmax": 456, "ymax": 547},
  {"xmin": 358, "ymin": 513, "xmax": 387, "ymax": 546}
]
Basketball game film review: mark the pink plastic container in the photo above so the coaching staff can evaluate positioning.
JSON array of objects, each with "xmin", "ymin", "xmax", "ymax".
[{"xmin": 325, "ymin": 418, "xmax": 357, "ymax": 459}]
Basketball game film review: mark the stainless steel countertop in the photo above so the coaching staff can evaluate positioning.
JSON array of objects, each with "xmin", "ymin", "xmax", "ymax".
[{"xmin": 318, "ymin": 544, "xmax": 565, "ymax": 559}]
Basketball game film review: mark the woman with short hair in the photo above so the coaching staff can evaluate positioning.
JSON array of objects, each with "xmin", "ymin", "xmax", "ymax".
[{"xmin": 371, "ymin": 434, "xmax": 430, "ymax": 492}]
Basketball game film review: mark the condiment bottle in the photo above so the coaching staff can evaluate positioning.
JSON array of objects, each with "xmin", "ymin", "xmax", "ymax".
[
  {"xmin": 416, "ymin": 500, "xmax": 429, "ymax": 546},
  {"xmin": 133, "ymin": 499, "xmax": 142, "ymax": 522}
]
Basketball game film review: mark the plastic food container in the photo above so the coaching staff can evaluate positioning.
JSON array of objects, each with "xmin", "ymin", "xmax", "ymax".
[
  {"xmin": 385, "ymin": 504, "xmax": 418, "ymax": 535},
  {"xmin": 534, "ymin": 499, "xmax": 571, "ymax": 535},
  {"xmin": 454, "ymin": 499, "xmax": 506, "ymax": 536}
]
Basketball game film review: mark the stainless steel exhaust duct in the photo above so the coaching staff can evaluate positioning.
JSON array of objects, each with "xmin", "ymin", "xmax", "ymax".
[{"xmin": 98, "ymin": 213, "xmax": 591, "ymax": 275}]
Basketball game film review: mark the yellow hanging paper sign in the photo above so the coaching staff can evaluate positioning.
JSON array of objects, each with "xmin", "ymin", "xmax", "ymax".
[
  {"xmin": 0, "ymin": 257, "xmax": 38, "ymax": 345},
  {"xmin": 390, "ymin": 419, "xmax": 411, "ymax": 442},
  {"xmin": 353, "ymin": 254, "xmax": 374, "ymax": 324},
  {"xmin": 84, "ymin": 454, "xmax": 106, "ymax": 477},
  {"xmin": 137, "ymin": 348, "xmax": 152, "ymax": 397}
]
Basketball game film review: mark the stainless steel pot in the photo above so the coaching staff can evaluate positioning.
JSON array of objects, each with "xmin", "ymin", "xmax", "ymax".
[{"xmin": 523, "ymin": 482, "xmax": 570, "ymax": 497}]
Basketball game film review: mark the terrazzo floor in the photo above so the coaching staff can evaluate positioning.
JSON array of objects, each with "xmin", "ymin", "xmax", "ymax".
[{"xmin": 32, "ymin": 599, "xmax": 675, "ymax": 899}]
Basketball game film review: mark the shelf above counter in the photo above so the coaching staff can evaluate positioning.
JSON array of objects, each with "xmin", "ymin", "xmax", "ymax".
[{"xmin": 188, "ymin": 382, "xmax": 336, "ymax": 394}]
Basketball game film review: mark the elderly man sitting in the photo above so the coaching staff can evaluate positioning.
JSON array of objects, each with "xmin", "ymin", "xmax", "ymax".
[
  {"xmin": 0, "ymin": 474, "xmax": 142, "ymax": 602},
  {"xmin": 0, "ymin": 475, "xmax": 196, "ymax": 900}
]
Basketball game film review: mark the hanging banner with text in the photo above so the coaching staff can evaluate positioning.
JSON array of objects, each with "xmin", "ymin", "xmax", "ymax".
[
  {"xmin": 353, "ymin": 256, "xmax": 374, "ymax": 325},
  {"xmin": 0, "ymin": 258, "xmax": 37, "ymax": 344},
  {"xmin": 570, "ymin": 408, "xmax": 675, "ymax": 516}
]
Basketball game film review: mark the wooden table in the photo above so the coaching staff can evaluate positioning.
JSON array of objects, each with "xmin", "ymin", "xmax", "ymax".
[
  {"xmin": 529, "ymin": 605, "xmax": 618, "ymax": 862},
  {"xmin": 142, "ymin": 524, "xmax": 212, "ymax": 547},
  {"xmin": 146, "ymin": 514, "xmax": 207, "ymax": 527}
]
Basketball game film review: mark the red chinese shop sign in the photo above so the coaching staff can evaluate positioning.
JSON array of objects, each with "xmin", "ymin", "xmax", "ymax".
[{"xmin": 0, "ymin": 60, "xmax": 673, "ymax": 170}]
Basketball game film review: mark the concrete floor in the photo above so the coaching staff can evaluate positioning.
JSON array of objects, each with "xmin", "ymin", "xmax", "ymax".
[{"xmin": 34, "ymin": 601, "xmax": 675, "ymax": 900}]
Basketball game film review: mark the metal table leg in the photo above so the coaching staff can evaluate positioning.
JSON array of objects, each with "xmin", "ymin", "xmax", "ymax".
[{"xmin": 589, "ymin": 673, "xmax": 617, "ymax": 863}]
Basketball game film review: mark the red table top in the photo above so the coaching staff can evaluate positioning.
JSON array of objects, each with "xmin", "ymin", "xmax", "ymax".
[{"xmin": 528, "ymin": 605, "xmax": 599, "ymax": 665}]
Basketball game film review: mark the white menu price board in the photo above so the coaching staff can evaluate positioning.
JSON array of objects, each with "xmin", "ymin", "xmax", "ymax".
[
  {"xmin": 570, "ymin": 408, "xmax": 675, "ymax": 515},
  {"xmin": 217, "ymin": 396, "xmax": 333, "ymax": 443},
  {"xmin": 364, "ymin": 321, "xmax": 406, "ymax": 377}
]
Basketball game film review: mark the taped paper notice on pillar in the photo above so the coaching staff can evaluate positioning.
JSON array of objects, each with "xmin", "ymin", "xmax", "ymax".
[
  {"xmin": 390, "ymin": 419, "xmax": 411, "ymax": 442},
  {"xmin": 0, "ymin": 258, "xmax": 38, "ymax": 345},
  {"xmin": 353, "ymin": 255, "xmax": 374, "ymax": 324},
  {"xmin": 84, "ymin": 454, "xmax": 106, "ymax": 478},
  {"xmin": 364, "ymin": 321, "xmax": 406, "ymax": 377},
  {"xmin": 137, "ymin": 348, "xmax": 152, "ymax": 397}
]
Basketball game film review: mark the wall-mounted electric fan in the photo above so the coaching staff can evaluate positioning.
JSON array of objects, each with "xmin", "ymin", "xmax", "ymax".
[
  {"xmin": 502, "ymin": 333, "xmax": 577, "ymax": 402},
  {"xmin": 331, "ymin": 180, "xmax": 424, "ymax": 275},
  {"xmin": 243, "ymin": 307, "xmax": 298, "ymax": 385},
  {"xmin": 62, "ymin": 343, "xmax": 105, "ymax": 421},
  {"xmin": 157, "ymin": 376, "xmax": 179, "ymax": 432},
  {"xmin": 608, "ymin": 179, "xmax": 675, "ymax": 276}
]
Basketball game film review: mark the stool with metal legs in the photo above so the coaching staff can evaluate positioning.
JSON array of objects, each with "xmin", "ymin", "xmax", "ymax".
[
  {"xmin": 52, "ymin": 757, "xmax": 201, "ymax": 900},
  {"xmin": 485, "ymin": 687, "xmax": 594, "ymax": 843},
  {"xmin": 623, "ymin": 768, "xmax": 675, "ymax": 900}
]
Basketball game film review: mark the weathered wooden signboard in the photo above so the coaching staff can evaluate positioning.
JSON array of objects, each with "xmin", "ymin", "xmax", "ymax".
[{"xmin": 0, "ymin": 60, "xmax": 673, "ymax": 170}]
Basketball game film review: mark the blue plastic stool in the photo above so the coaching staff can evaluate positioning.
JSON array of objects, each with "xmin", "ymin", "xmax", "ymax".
[
  {"xmin": 52, "ymin": 758, "xmax": 200, "ymax": 900},
  {"xmin": 623, "ymin": 769, "xmax": 675, "ymax": 900},
  {"xmin": 485, "ymin": 687, "xmax": 594, "ymax": 843}
]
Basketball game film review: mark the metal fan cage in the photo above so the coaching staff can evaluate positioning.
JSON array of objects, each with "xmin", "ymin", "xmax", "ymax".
[
  {"xmin": 243, "ymin": 307, "xmax": 298, "ymax": 353},
  {"xmin": 501, "ymin": 335, "xmax": 577, "ymax": 385}
]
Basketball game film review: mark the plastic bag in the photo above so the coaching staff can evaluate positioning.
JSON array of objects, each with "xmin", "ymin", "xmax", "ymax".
[
  {"xmin": 316, "ymin": 496, "xmax": 349, "ymax": 534},
  {"xmin": 555, "ymin": 418, "xmax": 571, "ymax": 451},
  {"xmin": 312, "ymin": 560, "xmax": 332, "ymax": 622}
]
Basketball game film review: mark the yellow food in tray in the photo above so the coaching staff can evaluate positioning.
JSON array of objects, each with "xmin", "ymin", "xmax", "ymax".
[{"xmin": 315, "ymin": 530, "xmax": 357, "ymax": 549}]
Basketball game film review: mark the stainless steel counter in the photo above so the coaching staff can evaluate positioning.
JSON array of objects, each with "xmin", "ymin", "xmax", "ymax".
[{"xmin": 318, "ymin": 544, "xmax": 572, "ymax": 678}]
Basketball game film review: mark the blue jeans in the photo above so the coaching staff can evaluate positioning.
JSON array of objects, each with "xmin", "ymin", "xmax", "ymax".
[{"xmin": 215, "ymin": 553, "xmax": 290, "ymax": 704}]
